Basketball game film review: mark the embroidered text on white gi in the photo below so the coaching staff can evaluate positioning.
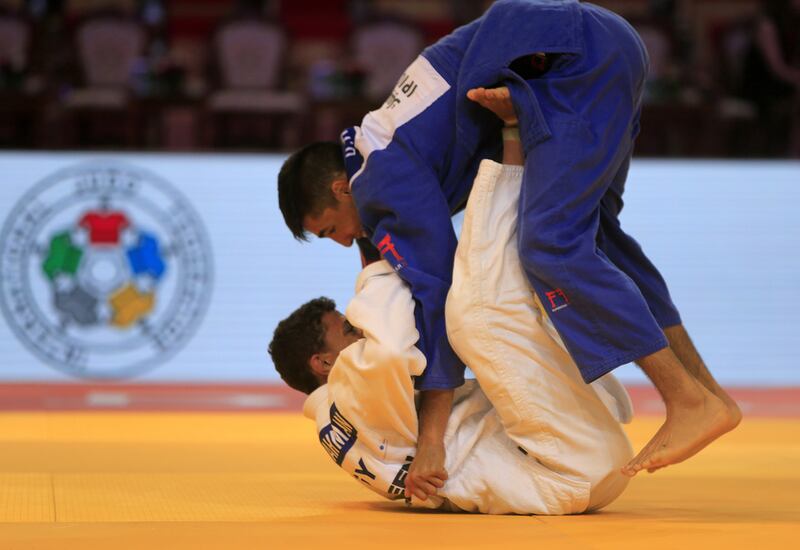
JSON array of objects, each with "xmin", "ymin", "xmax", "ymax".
[
  {"xmin": 350, "ymin": 56, "xmax": 450, "ymax": 185},
  {"xmin": 341, "ymin": 128, "xmax": 357, "ymax": 159},
  {"xmin": 384, "ymin": 73, "xmax": 419, "ymax": 110},
  {"xmin": 319, "ymin": 403, "xmax": 357, "ymax": 466},
  {"xmin": 387, "ymin": 456, "xmax": 414, "ymax": 496},
  {"xmin": 354, "ymin": 457, "xmax": 376, "ymax": 484}
]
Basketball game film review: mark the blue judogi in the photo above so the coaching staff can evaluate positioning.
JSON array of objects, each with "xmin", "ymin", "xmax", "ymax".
[{"xmin": 342, "ymin": 0, "xmax": 681, "ymax": 390}]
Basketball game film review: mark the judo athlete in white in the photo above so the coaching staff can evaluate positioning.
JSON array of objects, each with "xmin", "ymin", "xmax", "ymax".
[{"xmin": 269, "ymin": 146, "xmax": 634, "ymax": 514}]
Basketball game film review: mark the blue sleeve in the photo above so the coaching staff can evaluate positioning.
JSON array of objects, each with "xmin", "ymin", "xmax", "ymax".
[{"xmin": 350, "ymin": 149, "xmax": 465, "ymax": 391}]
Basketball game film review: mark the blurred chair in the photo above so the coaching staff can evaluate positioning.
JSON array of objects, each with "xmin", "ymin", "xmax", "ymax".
[
  {"xmin": 629, "ymin": 21, "xmax": 695, "ymax": 156},
  {"xmin": 207, "ymin": 17, "xmax": 304, "ymax": 149},
  {"xmin": 716, "ymin": 21, "xmax": 759, "ymax": 117},
  {"xmin": 711, "ymin": 20, "xmax": 764, "ymax": 157},
  {"xmin": 633, "ymin": 19, "xmax": 679, "ymax": 103},
  {"xmin": 352, "ymin": 18, "xmax": 423, "ymax": 101},
  {"xmin": 717, "ymin": 22, "xmax": 753, "ymax": 97},
  {"xmin": 0, "ymin": 12, "xmax": 29, "ymax": 72},
  {"xmin": 0, "ymin": 11, "xmax": 39, "ymax": 147},
  {"xmin": 63, "ymin": 12, "xmax": 145, "ymax": 148},
  {"xmin": 635, "ymin": 23, "xmax": 672, "ymax": 90}
]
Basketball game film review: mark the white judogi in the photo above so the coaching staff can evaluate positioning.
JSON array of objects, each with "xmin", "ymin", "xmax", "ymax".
[{"xmin": 303, "ymin": 161, "xmax": 634, "ymax": 514}]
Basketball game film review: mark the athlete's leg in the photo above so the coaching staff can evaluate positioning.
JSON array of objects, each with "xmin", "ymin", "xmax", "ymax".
[
  {"xmin": 597, "ymin": 159, "xmax": 741, "ymax": 475},
  {"xmin": 511, "ymin": 4, "xmax": 739, "ymax": 475},
  {"xmin": 596, "ymin": 153, "xmax": 683, "ymax": 331},
  {"xmin": 664, "ymin": 324, "xmax": 741, "ymax": 424},
  {"xmin": 473, "ymin": 92, "xmax": 737, "ymax": 480},
  {"xmin": 633, "ymin": 325, "xmax": 741, "ymax": 474},
  {"xmin": 446, "ymin": 160, "xmax": 633, "ymax": 512}
]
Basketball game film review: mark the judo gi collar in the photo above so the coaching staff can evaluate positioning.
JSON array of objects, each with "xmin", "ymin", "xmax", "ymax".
[
  {"xmin": 340, "ymin": 126, "xmax": 364, "ymax": 185},
  {"xmin": 303, "ymin": 385, "xmax": 329, "ymax": 420}
]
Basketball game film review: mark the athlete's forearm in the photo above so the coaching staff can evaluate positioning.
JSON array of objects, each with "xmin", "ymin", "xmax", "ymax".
[
  {"xmin": 404, "ymin": 388, "xmax": 453, "ymax": 500},
  {"xmin": 502, "ymin": 125, "xmax": 524, "ymax": 166},
  {"xmin": 417, "ymin": 388, "xmax": 454, "ymax": 446}
]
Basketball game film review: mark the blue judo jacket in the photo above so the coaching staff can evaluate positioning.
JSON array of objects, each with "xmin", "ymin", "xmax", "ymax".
[{"xmin": 342, "ymin": 0, "xmax": 681, "ymax": 390}]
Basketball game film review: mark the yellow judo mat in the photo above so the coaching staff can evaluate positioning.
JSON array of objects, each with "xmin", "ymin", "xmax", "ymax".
[{"xmin": 0, "ymin": 412, "xmax": 797, "ymax": 550}]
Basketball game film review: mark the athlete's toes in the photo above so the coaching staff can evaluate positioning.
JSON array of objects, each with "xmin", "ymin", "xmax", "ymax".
[
  {"xmin": 466, "ymin": 87, "xmax": 485, "ymax": 101},
  {"xmin": 623, "ymin": 448, "xmax": 653, "ymax": 476},
  {"xmin": 639, "ymin": 450, "xmax": 669, "ymax": 473},
  {"xmin": 621, "ymin": 460, "xmax": 641, "ymax": 477},
  {"xmin": 621, "ymin": 466, "xmax": 639, "ymax": 477}
]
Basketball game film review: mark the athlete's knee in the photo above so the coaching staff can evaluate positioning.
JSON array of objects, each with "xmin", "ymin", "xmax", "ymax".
[
  {"xmin": 586, "ymin": 468, "xmax": 630, "ymax": 511},
  {"xmin": 517, "ymin": 217, "xmax": 601, "ymax": 284},
  {"xmin": 572, "ymin": 423, "xmax": 634, "ymax": 484},
  {"xmin": 587, "ymin": 431, "xmax": 634, "ymax": 493},
  {"xmin": 588, "ymin": 435, "xmax": 633, "ymax": 510},
  {"xmin": 445, "ymin": 286, "xmax": 478, "ymax": 359},
  {"xmin": 517, "ymin": 227, "xmax": 571, "ymax": 282}
]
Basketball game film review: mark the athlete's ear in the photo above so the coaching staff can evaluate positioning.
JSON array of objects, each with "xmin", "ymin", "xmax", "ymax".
[
  {"xmin": 331, "ymin": 178, "xmax": 351, "ymax": 198},
  {"xmin": 309, "ymin": 354, "xmax": 333, "ymax": 378}
]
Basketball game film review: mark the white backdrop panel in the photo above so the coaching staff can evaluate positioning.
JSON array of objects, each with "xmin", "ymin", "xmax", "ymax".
[{"xmin": 0, "ymin": 153, "xmax": 797, "ymax": 385}]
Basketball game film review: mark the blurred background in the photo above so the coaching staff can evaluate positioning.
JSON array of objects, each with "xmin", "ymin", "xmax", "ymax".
[
  {"xmin": 0, "ymin": 0, "xmax": 798, "ymax": 412},
  {"xmin": 0, "ymin": 0, "xmax": 798, "ymax": 156}
]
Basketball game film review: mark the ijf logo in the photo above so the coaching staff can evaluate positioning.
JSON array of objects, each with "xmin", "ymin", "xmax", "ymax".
[{"xmin": 0, "ymin": 161, "xmax": 213, "ymax": 379}]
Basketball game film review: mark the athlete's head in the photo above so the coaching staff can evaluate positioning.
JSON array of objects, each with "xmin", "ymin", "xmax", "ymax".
[
  {"xmin": 278, "ymin": 142, "xmax": 363, "ymax": 248},
  {"xmin": 268, "ymin": 297, "xmax": 363, "ymax": 394}
]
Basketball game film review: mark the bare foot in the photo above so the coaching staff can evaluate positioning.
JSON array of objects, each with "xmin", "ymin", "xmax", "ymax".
[
  {"xmin": 662, "ymin": 324, "xmax": 743, "ymax": 433},
  {"xmin": 711, "ymin": 385, "xmax": 743, "ymax": 429},
  {"xmin": 644, "ymin": 388, "xmax": 742, "ymax": 474},
  {"xmin": 466, "ymin": 87, "xmax": 519, "ymax": 126},
  {"xmin": 622, "ymin": 384, "xmax": 738, "ymax": 476}
]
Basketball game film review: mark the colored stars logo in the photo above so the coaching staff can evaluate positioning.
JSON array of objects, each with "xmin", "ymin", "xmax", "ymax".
[
  {"xmin": 42, "ymin": 211, "xmax": 165, "ymax": 328},
  {"xmin": 0, "ymin": 161, "xmax": 213, "ymax": 379}
]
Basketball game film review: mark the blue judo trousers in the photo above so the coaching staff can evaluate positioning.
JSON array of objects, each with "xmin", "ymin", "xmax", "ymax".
[{"xmin": 341, "ymin": 0, "xmax": 681, "ymax": 390}]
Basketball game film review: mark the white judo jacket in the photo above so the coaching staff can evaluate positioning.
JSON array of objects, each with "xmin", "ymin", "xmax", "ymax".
[
  {"xmin": 303, "ymin": 259, "xmax": 631, "ymax": 515},
  {"xmin": 303, "ymin": 262, "xmax": 423, "ymax": 504}
]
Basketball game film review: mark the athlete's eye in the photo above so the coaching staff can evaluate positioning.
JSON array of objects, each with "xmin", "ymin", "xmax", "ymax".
[{"xmin": 343, "ymin": 319, "xmax": 357, "ymax": 335}]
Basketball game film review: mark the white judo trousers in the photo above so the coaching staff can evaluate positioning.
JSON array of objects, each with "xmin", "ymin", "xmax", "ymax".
[
  {"xmin": 304, "ymin": 160, "xmax": 633, "ymax": 514},
  {"xmin": 445, "ymin": 160, "xmax": 634, "ymax": 512}
]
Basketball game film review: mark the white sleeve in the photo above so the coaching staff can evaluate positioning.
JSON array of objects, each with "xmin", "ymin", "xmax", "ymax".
[
  {"xmin": 327, "ymin": 260, "xmax": 426, "ymax": 453},
  {"xmin": 347, "ymin": 261, "xmax": 426, "ymax": 364}
]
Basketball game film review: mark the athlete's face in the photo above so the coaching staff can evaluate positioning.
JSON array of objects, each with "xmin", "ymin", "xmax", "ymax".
[
  {"xmin": 322, "ymin": 311, "xmax": 363, "ymax": 356},
  {"xmin": 303, "ymin": 179, "xmax": 363, "ymax": 248},
  {"xmin": 308, "ymin": 310, "xmax": 362, "ymax": 383}
]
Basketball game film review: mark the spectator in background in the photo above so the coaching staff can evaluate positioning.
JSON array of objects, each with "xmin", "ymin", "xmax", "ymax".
[
  {"xmin": 450, "ymin": 0, "xmax": 486, "ymax": 26},
  {"xmin": 743, "ymin": 0, "xmax": 800, "ymax": 156}
]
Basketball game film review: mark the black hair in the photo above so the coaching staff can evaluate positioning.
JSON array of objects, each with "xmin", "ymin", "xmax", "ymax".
[
  {"xmin": 268, "ymin": 297, "xmax": 336, "ymax": 394},
  {"xmin": 277, "ymin": 142, "xmax": 345, "ymax": 241}
]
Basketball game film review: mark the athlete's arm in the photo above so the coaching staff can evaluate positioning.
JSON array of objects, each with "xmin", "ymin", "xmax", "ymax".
[
  {"xmin": 405, "ymin": 388, "xmax": 452, "ymax": 500},
  {"xmin": 345, "ymin": 55, "xmax": 465, "ymax": 499},
  {"xmin": 333, "ymin": 262, "xmax": 427, "ymax": 447},
  {"xmin": 351, "ymin": 152, "xmax": 461, "ymax": 502},
  {"xmin": 352, "ymin": 154, "xmax": 464, "ymax": 391}
]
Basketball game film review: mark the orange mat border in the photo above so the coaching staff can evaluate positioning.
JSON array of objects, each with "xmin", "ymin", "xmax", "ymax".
[{"xmin": 0, "ymin": 383, "xmax": 797, "ymax": 417}]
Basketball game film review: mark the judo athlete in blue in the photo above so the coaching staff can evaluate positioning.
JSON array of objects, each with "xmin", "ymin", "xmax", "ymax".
[{"xmin": 277, "ymin": 0, "xmax": 741, "ymax": 500}]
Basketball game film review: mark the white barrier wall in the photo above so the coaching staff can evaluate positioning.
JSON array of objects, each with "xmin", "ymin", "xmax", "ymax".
[{"xmin": 0, "ymin": 153, "xmax": 798, "ymax": 385}]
